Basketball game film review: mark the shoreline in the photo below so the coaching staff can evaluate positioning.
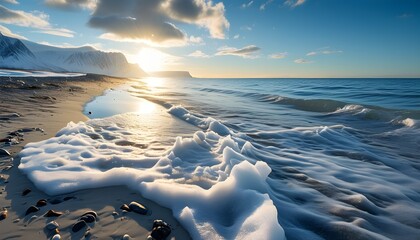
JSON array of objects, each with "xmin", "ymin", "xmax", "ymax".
[{"xmin": 0, "ymin": 75, "xmax": 190, "ymax": 239}]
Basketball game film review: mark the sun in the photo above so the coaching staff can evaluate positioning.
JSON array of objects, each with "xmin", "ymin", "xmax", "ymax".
[{"xmin": 135, "ymin": 48, "xmax": 166, "ymax": 72}]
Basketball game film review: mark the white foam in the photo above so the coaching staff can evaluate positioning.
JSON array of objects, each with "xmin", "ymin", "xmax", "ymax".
[{"xmin": 18, "ymin": 112, "xmax": 285, "ymax": 240}]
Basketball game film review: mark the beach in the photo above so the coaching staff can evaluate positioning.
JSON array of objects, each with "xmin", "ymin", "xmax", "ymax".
[{"xmin": 0, "ymin": 75, "xmax": 190, "ymax": 240}]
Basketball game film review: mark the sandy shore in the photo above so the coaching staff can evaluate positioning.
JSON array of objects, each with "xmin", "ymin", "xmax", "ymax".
[{"xmin": 0, "ymin": 75, "xmax": 190, "ymax": 239}]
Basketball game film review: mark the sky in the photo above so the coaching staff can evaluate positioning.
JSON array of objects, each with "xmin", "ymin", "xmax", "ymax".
[{"xmin": 0, "ymin": 0, "xmax": 419, "ymax": 78}]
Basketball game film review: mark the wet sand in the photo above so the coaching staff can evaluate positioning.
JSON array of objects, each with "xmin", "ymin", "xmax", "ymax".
[{"xmin": 0, "ymin": 75, "xmax": 190, "ymax": 239}]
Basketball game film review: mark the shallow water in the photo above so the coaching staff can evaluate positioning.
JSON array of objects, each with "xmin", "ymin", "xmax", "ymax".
[{"xmin": 20, "ymin": 78, "xmax": 420, "ymax": 240}]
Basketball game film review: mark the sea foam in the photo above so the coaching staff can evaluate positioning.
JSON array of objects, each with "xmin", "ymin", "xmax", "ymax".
[{"xmin": 19, "ymin": 110, "xmax": 286, "ymax": 240}]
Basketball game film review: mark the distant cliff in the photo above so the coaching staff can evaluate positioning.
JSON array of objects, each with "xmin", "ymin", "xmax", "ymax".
[
  {"xmin": 148, "ymin": 71, "xmax": 193, "ymax": 78},
  {"xmin": 0, "ymin": 32, "xmax": 146, "ymax": 78}
]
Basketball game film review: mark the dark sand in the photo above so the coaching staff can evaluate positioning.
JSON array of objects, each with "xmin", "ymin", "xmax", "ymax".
[{"xmin": 0, "ymin": 75, "xmax": 190, "ymax": 239}]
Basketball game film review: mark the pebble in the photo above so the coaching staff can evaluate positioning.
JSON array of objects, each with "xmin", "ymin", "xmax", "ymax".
[
  {"xmin": 25, "ymin": 205, "xmax": 39, "ymax": 216},
  {"xmin": 72, "ymin": 220, "xmax": 88, "ymax": 232},
  {"xmin": 122, "ymin": 234, "xmax": 131, "ymax": 240},
  {"xmin": 0, "ymin": 208, "xmax": 7, "ymax": 220},
  {"xmin": 51, "ymin": 234, "xmax": 61, "ymax": 240},
  {"xmin": 46, "ymin": 221, "xmax": 59, "ymax": 230},
  {"xmin": 128, "ymin": 201, "xmax": 148, "ymax": 215},
  {"xmin": 22, "ymin": 188, "xmax": 31, "ymax": 196},
  {"xmin": 150, "ymin": 220, "xmax": 171, "ymax": 240},
  {"xmin": 84, "ymin": 231, "xmax": 91, "ymax": 238},
  {"xmin": 120, "ymin": 204, "xmax": 130, "ymax": 212},
  {"xmin": 0, "ymin": 148, "xmax": 11, "ymax": 157},
  {"xmin": 29, "ymin": 215, "xmax": 38, "ymax": 224},
  {"xmin": 79, "ymin": 214, "xmax": 96, "ymax": 223},
  {"xmin": 44, "ymin": 209, "xmax": 63, "ymax": 217},
  {"xmin": 82, "ymin": 211, "xmax": 98, "ymax": 219},
  {"xmin": 36, "ymin": 199, "xmax": 48, "ymax": 207},
  {"xmin": 112, "ymin": 211, "xmax": 119, "ymax": 216},
  {"xmin": 13, "ymin": 218, "xmax": 20, "ymax": 223}
]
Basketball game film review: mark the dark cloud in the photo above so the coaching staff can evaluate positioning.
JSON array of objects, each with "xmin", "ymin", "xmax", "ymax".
[{"xmin": 47, "ymin": 0, "xmax": 228, "ymax": 45}]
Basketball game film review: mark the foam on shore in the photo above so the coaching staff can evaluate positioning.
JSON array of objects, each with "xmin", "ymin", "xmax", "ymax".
[{"xmin": 19, "ymin": 110, "xmax": 286, "ymax": 239}]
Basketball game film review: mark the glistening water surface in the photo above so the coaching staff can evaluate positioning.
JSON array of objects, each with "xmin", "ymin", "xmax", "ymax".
[{"xmin": 20, "ymin": 78, "xmax": 420, "ymax": 240}]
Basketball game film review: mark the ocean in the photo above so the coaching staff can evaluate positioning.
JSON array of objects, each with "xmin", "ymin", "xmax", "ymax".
[{"xmin": 19, "ymin": 78, "xmax": 420, "ymax": 240}]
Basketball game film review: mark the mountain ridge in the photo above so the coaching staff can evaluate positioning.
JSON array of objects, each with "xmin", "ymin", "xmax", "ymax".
[{"xmin": 0, "ymin": 32, "xmax": 147, "ymax": 78}]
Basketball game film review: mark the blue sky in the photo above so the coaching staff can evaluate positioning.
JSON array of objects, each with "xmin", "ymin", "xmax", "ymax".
[{"xmin": 0, "ymin": 0, "xmax": 419, "ymax": 78}]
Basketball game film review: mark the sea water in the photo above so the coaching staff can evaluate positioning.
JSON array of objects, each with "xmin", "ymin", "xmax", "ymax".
[{"xmin": 19, "ymin": 78, "xmax": 420, "ymax": 240}]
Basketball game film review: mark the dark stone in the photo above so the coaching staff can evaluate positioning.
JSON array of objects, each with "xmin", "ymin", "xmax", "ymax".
[
  {"xmin": 44, "ymin": 210, "xmax": 63, "ymax": 217},
  {"xmin": 79, "ymin": 214, "xmax": 96, "ymax": 223},
  {"xmin": 0, "ymin": 148, "xmax": 11, "ymax": 157},
  {"xmin": 36, "ymin": 199, "xmax": 47, "ymax": 207},
  {"xmin": 0, "ymin": 209, "xmax": 7, "ymax": 220},
  {"xmin": 49, "ymin": 198, "xmax": 63, "ymax": 205},
  {"xmin": 45, "ymin": 220, "xmax": 59, "ymax": 230},
  {"xmin": 21, "ymin": 188, "xmax": 31, "ymax": 196},
  {"xmin": 120, "ymin": 204, "xmax": 131, "ymax": 212},
  {"xmin": 82, "ymin": 211, "xmax": 98, "ymax": 219},
  {"xmin": 128, "ymin": 201, "xmax": 148, "ymax": 215},
  {"xmin": 72, "ymin": 220, "xmax": 87, "ymax": 232},
  {"xmin": 150, "ymin": 220, "xmax": 171, "ymax": 240},
  {"xmin": 25, "ymin": 205, "xmax": 39, "ymax": 216}
]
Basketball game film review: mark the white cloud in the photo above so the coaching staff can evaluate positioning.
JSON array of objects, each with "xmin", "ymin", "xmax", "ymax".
[
  {"xmin": 216, "ymin": 45, "xmax": 260, "ymax": 58},
  {"xmin": 188, "ymin": 50, "xmax": 210, "ymax": 58},
  {"xmin": 1, "ymin": 0, "xmax": 19, "ymax": 4},
  {"xmin": 294, "ymin": 58, "xmax": 312, "ymax": 64},
  {"xmin": 189, "ymin": 35, "xmax": 204, "ymax": 44},
  {"xmin": 260, "ymin": 0, "xmax": 273, "ymax": 10},
  {"xmin": 241, "ymin": 25, "xmax": 253, "ymax": 31},
  {"xmin": 45, "ymin": 0, "xmax": 96, "ymax": 10},
  {"xmin": 284, "ymin": 0, "xmax": 306, "ymax": 8},
  {"xmin": 269, "ymin": 52, "xmax": 287, "ymax": 59},
  {"xmin": 0, "ymin": 24, "xmax": 26, "ymax": 39},
  {"xmin": 241, "ymin": 1, "xmax": 253, "ymax": 8},
  {"xmin": 0, "ymin": 5, "xmax": 74, "ymax": 37},
  {"xmin": 306, "ymin": 49, "xmax": 342, "ymax": 56},
  {"xmin": 233, "ymin": 34, "xmax": 240, "ymax": 39}
]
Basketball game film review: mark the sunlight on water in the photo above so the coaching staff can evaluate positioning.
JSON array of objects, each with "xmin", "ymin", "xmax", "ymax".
[{"xmin": 137, "ymin": 100, "xmax": 156, "ymax": 114}]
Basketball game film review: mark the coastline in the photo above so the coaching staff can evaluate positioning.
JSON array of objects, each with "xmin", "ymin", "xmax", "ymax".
[{"xmin": 0, "ymin": 75, "xmax": 190, "ymax": 239}]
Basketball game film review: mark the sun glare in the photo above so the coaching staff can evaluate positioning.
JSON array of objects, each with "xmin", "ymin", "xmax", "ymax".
[
  {"xmin": 137, "ymin": 100, "xmax": 156, "ymax": 114},
  {"xmin": 135, "ymin": 48, "xmax": 166, "ymax": 72}
]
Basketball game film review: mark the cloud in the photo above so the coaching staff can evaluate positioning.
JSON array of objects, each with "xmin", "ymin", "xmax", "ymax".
[
  {"xmin": 284, "ymin": 0, "xmax": 306, "ymax": 8},
  {"xmin": 1, "ymin": 0, "xmax": 18, "ymax": 4},
  {"xmin": 189, "ymin": 35, "xmax": 204, "ymax": 44},
  {"xmin": 241, "ymin": 1, "xmax": 253, "ymax": 8},
  {"xmin": 240, "ymin": 25, "xmax": 252, "ymax": 31},
  {"xmin": 269, "ymin": 52, "xmax": 287, "ymax": 59},
  {"xmin": 0, "ymin": 5, "xmax": 74, "ymax": 37},
  {"xmin": 188, "ymin": 50, "xmax": 210, "ymax": 58},
  {"xmin": 260, "ymin": 0, "xmax": 273, "ymax": 10},
  {"xmin": 233, "ymin": 34, "xmax": 240, "ymax": 39},
  {"xmin": 398, "ymin": 13, "xmax": 413, "ymax": 18},
  {"xmin": 216, "ymin": 45, "xmax": 260, "ymax": 58},
  {"xmin": 294, "ymin": 58, "xmax": 312, "ymax": 64},
  {"xmin": 44, "ymin": 0, "xmax": 96, "ymax": 10},
  {"xmin": 0, "ymin": 24, "xmax": 26, "ymax": 39},
  {"xmin": 306, "ymin": 49, "xmax": 342, "ymax": 56},
  {"xmin": 87, "ymin": 0, "xmax": 229, "ymax": 45}
]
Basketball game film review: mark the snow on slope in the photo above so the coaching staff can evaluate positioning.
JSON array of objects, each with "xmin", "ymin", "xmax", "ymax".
[{"xmin": 0, "ymin": 32, "xmax": 146, "ymax": 78}]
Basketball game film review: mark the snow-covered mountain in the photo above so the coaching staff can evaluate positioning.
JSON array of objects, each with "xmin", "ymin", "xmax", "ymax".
[{"xmin": 0, "ymin": 32, "xmax": 146, "ymax": 78}]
